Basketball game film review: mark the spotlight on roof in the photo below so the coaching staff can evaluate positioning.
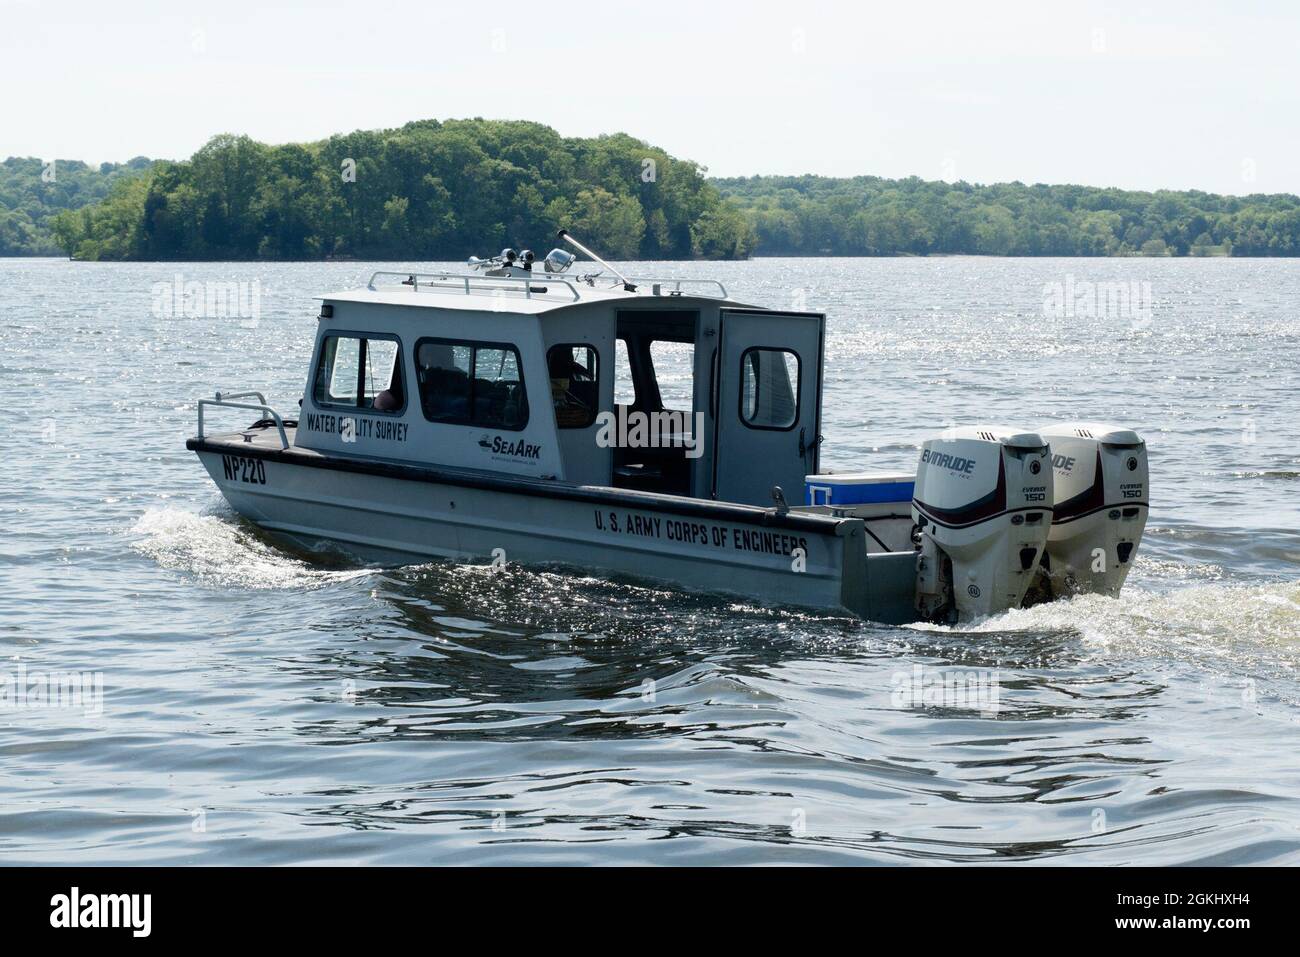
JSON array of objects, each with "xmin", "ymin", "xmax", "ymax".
[{"xmin": 543, "ymin": 248, "xmax": 576, "ymax": 273}]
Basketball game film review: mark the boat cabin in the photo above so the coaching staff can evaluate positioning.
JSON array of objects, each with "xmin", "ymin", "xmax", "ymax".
[{"xmin": 298, "ymin": 268, "xmax": 825, "ymax": 507}]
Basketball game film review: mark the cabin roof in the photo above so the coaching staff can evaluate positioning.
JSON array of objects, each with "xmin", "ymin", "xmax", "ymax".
[{"xmin": 319, "ymin": 271, "xmax": 749, "ymax": 316}]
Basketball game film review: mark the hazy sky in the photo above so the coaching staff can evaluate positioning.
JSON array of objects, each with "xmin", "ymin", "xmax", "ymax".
[{"xmin": 4, "ymin": 0, "xmax": 1298, "ymax": 194}]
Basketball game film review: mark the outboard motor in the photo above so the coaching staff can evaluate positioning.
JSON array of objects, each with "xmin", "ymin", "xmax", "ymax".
[
  {"xmin": 912, "ymin": 428, "xmax": 1053, "ymax": 623},
  {"xmin": 1031, "ymin": 423, "xmax": 1149, "ymax": 599}
]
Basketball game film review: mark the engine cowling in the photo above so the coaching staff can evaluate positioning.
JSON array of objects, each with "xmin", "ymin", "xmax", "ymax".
[
  {"xmin": 911, "ymin": 427, "xmax": 1053, "ymax": 622},
  {"xmin": 1033, "ymin": 423, "xmax": 1149, "ymax": 598}
]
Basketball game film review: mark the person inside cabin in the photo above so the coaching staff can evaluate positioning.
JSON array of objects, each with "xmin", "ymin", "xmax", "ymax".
[
  {"xmin": 549, "ymin": 347, "xmax": 596, "ymax": 427},
  {"xmin": 371, "ymin": 361, "xmax": 400, "ymax": 408},
  {"xmin": 372, "ymin": 354, "xmax": 404, "ymax": 411},
  {"xmin": 417, "ymin": 341, "xmax": 471, "ymax": 421}
]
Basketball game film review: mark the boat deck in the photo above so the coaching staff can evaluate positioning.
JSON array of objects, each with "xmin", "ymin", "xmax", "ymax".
[{"xmin": 214, "ymin": 419, "xmax": 306, "ymax": 453}]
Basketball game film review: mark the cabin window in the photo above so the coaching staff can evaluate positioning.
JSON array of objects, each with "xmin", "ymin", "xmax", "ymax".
[
  {"xmin": 547, "ymin": 344, "xmax": 599, "ymax": 429},
  {"xmin": 740, "ymin": 347, "xmax": 800, "ymax": 430},
  {"xmin": 313, "ymin": 333, "xmax": 405, "ymax": 413},
  {"xmin": 415, "ymin": 337, "xmax": 529, "ymax": 430},
  {"xmin": 648, "ymin": 340, "xmax": 695, "ymax": 411}
]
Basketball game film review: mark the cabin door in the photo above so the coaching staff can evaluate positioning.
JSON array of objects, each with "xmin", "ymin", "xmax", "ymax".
[{"xmin": 712, "ymin": 309, "xmax": 824, "ymax": 506}]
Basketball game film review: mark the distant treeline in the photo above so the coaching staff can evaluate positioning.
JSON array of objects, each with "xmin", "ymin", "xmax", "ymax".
[
  {"xmin": 715, "ymin": 175, "xmax": 1300, "ymax": 257},
  {"xmin": 0, "ymin": 156, "xmax": 153, "ymax": 255},
  {"xmin": 8, "ymin": 119, "xmax": 1300, "ymax": 260},
  {"xmin": 45, "ymin": 120, "xmax": 753, "ymax": 262}
]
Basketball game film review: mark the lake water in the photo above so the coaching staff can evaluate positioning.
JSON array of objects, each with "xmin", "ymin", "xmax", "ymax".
[{"xmin": 2, "ymin": 256, "xmax": 1298, "ymax": 865}]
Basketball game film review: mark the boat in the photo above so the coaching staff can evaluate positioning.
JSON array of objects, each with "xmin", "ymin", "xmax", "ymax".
[{"xmin": 187, "ymin": 231, "xmax": 1150, "ymax": 623}]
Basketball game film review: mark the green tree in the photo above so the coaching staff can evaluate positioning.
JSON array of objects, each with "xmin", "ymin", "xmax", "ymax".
[{"xmin": 571, "ymin": 187, "xmax": 645, "ymax": 259}]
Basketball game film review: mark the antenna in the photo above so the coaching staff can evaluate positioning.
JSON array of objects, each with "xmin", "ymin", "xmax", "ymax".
[{"xmin": 557, "ymin": 230, "xmax": 636, "ymax": 292}]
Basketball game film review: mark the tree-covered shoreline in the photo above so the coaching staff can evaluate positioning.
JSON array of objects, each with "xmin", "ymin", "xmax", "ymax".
[
  {"xmin": 715, "ymin": 175, "xmax": 1300, "ymax": 257},
  {"xmin": 45, "ymin": 120, "xmax": 753, "ymax": 263},
  {"xmin": 0, "ymin": 156, "xmax": 152, "ymax": 256},
  {"xmin": 6, "ymin": 119, "xmax": 1300, "ymax": 260}
]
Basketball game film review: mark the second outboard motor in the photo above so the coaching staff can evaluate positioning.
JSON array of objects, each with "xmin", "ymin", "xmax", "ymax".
[
  {"xmin": 912, "ymin": 428, "xmax": 1053, "ymax": 623},
  {"xmin": 1031, "ymin": 423, "xmax": 1149, "ymax": 599}
]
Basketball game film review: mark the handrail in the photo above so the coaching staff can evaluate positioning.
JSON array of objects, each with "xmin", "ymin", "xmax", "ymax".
[
  {"xmin": 366, "ymin": 271, "xmax": 582, "ymax": 302},
  {"xmin": 625, "ymin": 277, "xmax": 730, "ymax": 299},
  {"xmin": 212, "ymin": 389, "xmax": 268, "ymax": 406},
  {"xmin": 197, "ymin": 392, "xmax": 290, "ymax": 449},
  {"xmin": 366, "ymin": 270, "xmax": 729, "ymax": 302}
]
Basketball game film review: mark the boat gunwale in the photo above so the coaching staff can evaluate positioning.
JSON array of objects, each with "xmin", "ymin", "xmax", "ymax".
[{"xmin": 186, "ymin": 434, "xmax": 861, "ymax": 536}]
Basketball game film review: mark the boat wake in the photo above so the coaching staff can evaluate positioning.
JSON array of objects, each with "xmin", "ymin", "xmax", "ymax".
[
  {"xmin": 130, "ymin": 505, "xmax": 379, "ymax": 590},
  {"xmin": 963, "ymin": 579, "xmax": 1297, "ymax": 643},
  {"xmin": 129, "ymin": 504, "xmax": 1299, "ymax": 706},
  {"xmin": 909, "ymin": 576, "xmax": 1300, "ymax": 706}
]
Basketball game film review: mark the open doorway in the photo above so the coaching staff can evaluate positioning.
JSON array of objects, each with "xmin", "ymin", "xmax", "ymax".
[{"xmin": 611, "ymin": 310, "xmax": 699, "ymax": 496}]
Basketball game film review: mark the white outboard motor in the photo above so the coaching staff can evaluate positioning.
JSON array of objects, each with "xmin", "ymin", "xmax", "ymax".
[
  {"xmin": 912, "ymin": 428, "xmax": 1053, "ymax": 623},
  {"xmin": 1032, "ymin": 423, "xmax": 1149, "ymax": 599}
]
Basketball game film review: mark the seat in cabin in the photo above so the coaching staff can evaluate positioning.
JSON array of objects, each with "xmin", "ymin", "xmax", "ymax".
[
  {"xmin": 548, "ymin": 349, "xmax": 597, "ymax": 427},
  {"xmin": 613, "ymin": 462, "xmax": 665, "ymax": 490},
  {"xmin": 473, "ymin": 378, "xmax": 526, "ymax": 428}
]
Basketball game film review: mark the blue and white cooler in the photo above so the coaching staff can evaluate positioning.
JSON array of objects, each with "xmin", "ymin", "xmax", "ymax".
[
  {"xmin": 803, "ymin": 472, "xmax": 917, "ymax": 553},
  {"xmin": 804, "ymin": 472, "xmax": 916, "ymax": 508}
]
